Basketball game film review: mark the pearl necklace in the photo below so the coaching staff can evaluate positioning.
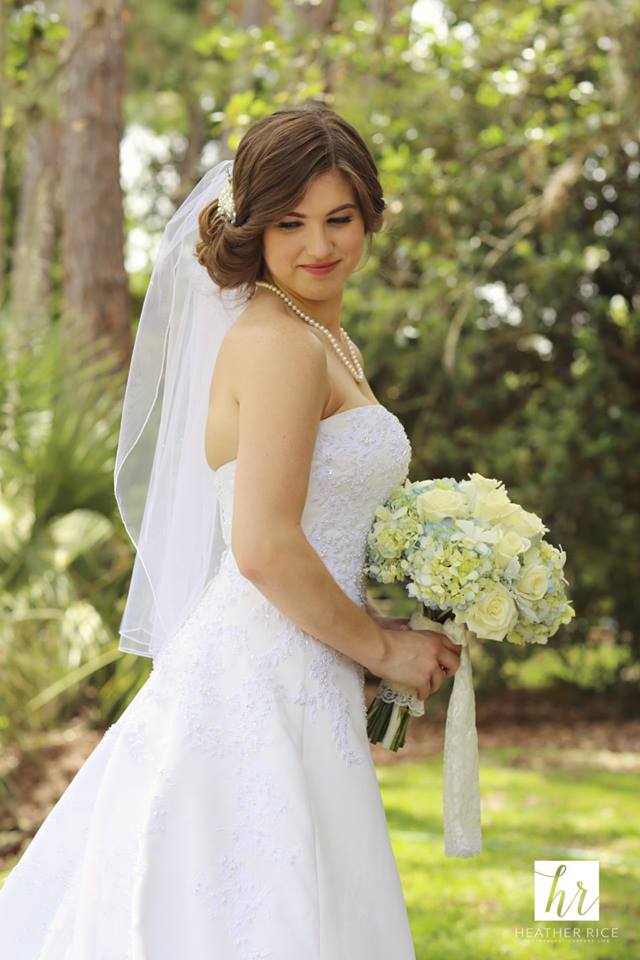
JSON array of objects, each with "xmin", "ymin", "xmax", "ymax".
[{"xmin": 254, "ymin": 280, "xmax": 364, "ymax": 382}]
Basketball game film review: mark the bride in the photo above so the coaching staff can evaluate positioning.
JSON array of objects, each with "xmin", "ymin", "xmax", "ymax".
[{"xmin": 0, "ymin": 102, "xmax": 461, "ymax": 958}]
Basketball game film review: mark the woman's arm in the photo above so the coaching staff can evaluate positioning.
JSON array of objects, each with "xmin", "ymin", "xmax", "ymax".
[
  {"xmin": 225, "ymin": 312, "xmax": 391, "ymax": 675},
  {"xmin": 241, "ymin": 526, "xmax": 390, "ymax": 672}
]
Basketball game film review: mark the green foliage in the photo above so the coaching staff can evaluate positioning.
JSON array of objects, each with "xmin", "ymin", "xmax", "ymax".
[
  {"xmin": 502, "ymin": 641, "xmax": 634, "ymax": 691},
  {"xmin": 0, "ymin": 315, "xmax": 150, "ymax": 781},
  {"xmin": 4, "ymin": 3, "xmax": 67, "ymax": 124}
]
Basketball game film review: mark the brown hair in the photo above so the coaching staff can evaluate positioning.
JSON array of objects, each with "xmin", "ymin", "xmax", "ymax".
[{"xmin": 194, "ymin": 102, "xmax": 386, "ymax": 296}]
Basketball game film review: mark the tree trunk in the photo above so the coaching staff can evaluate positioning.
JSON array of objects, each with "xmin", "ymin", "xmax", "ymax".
[
  {"xmin": 60, "ymin": 0, "xmax": 130, "ymax": 369},
  {"xmin": 10, "ymin": 113, "xmax": 60, "ymax": 331}
]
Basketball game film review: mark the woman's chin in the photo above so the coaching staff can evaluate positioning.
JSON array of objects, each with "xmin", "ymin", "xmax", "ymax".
[{"xmin": 265, "ymin": 268, "xmax": 347, "ymax": 302}]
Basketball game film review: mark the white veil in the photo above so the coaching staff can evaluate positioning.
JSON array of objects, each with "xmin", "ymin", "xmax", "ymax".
[{"xmin": 114, "ymin": 158, "xmax": 248, "ymax": 660}]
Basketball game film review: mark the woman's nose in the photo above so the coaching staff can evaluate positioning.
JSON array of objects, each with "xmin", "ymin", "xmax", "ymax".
[{"xmin": 304, "ymin": 227, "xmax": 335, "ymax": 258}]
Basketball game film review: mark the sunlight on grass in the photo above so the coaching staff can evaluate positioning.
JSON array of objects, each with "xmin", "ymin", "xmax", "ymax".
[{"xmin": 378, "ymin": 750, "xmax": 640, "ymax": 959}]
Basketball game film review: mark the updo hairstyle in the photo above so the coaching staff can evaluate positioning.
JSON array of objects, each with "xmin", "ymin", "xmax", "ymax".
[{"xmin": 194, "ymin": 102, "xmax": 386, "ymax": 296}]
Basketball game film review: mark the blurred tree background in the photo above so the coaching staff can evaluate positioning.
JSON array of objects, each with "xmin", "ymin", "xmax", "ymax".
[{"xmin": 1, "ymin": 0, "xmax": 638, "ymax": 888}]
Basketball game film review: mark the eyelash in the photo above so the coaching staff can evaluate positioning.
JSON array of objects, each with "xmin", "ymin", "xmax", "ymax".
[{"xmin": 278, "ymin": 216, "xmax": 353, "ymax": 230}]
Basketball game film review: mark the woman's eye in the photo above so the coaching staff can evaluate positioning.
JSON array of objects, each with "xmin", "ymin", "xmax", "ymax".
[{"xmin": 278, "ymin": 217, "xmax": 353, "ymax": 230}]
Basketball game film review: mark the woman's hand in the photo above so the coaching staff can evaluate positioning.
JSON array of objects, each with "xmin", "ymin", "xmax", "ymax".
[{"xmin": 369, "ymin": 625, "xmax": 463, "ymax": 701}]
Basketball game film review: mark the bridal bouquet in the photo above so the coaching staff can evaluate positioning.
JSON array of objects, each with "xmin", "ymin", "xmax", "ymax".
[{"xmin": 364, "ymin": 472, "xmax": 575, "ymax": 856}]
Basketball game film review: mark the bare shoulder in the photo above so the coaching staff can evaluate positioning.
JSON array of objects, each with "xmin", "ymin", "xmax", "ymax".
[
  {"xmin": 225, "ymin": 301, "xmax": 328, "ymax": 380},
  {"xmin": 229, "ymin": 298, "xmax": 321, "ymax": 345}
]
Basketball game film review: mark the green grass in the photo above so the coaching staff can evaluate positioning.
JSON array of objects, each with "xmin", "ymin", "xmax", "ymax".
[{"xmin": 379, "ymin": 749, "xmax": 640, "ymax": 959}]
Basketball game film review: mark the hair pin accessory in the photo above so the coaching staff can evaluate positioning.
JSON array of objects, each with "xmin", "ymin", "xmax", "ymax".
[{"xmin": 217, "ymin": 167, "xmax": 236, "ymax": 224}]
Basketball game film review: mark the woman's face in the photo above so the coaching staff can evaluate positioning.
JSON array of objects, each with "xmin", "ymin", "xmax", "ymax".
[{"xmin": 260, "ymin": 168, "xmax": 365, "ymax": 302}]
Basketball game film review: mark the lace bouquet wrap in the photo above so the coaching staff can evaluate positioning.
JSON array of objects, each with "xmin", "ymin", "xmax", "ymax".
[{"xmin": 364, "ymin": 471, "xmax": 575, "ymax": 858}]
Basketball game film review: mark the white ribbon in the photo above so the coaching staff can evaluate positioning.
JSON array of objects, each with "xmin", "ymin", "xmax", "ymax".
[{"xmin": 408, "ymin": 605, "xmax": 482, "ymax": 858}]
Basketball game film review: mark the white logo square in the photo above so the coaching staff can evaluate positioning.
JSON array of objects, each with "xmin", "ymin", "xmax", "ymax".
[{"xmin": 534, "ymin": 860, "xmax": 599, "ymax": 921}]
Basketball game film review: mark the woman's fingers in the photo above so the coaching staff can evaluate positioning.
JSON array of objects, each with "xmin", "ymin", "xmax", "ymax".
[
  {"xmin": 440, "ymin": 634, "xmax": 464, "ymax": 654},
  {"xmin": 439, "ymin": 647, "xmax": 462, "ymax": 674}
]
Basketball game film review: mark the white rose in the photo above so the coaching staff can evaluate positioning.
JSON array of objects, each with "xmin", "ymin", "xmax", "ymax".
[
  {"xmin": 495, "ymin": 528, "xmax": 531, "ymax": 567},
  {"xmin": 473, "ymin": 488, "xmax": 520, "ymax": 524},
  {"xmin": 515, "ymin": 563, "xmax": 548, "ymax": 602},
  {"xmin": 501, "ymin": 505, "xmax": 546, "ymax": 539},
  {"xmin": 460, "ymin": 583, "xmax": 519, "ymax": 641},
  {"xmin": 415, "ymin": 487, "xmax": 468, "ymax": 522},
  {"xmin": 459, "ymin": 472, "xmax": 502, "ymax": 496}
]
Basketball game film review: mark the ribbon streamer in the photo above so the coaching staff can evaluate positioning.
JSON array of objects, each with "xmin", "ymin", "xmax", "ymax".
[{"xmin": 408, "ymin": 606, "xmax": 482, "ymax": 858}]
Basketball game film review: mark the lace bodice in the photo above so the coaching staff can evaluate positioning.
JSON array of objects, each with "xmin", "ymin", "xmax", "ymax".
[{"xmin": 213, "ymin": 404, "xmax": 412, "ymax": 606}]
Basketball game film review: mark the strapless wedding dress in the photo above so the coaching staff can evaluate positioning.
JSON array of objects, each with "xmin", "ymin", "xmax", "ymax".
[{"xmin": 0, "ymin": 403, "xmax": 416, "ymax": 960}]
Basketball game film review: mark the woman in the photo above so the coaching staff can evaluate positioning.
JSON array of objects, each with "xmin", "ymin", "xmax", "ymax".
[{"xmin": 0, "ymin": 103, "xmax": 461, "ymax": 958}]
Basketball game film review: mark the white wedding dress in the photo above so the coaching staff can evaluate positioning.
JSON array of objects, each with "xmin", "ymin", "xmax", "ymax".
[{"xmin": 0, "ymin": 403, "xmax": 415, "ymax": 960}]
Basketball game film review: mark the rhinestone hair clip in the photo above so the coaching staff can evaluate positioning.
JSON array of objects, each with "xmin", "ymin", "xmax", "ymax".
[{"xmin": 217, "ymin": 167, "xmax": 236, "ymax": 224}]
